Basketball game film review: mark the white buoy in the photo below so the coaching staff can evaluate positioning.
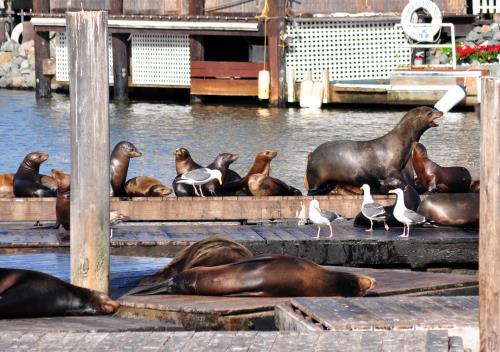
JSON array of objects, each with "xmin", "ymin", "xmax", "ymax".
[
  {"xmin": 434, "ymin": 85, "xmax": 466, "ymax": 112},
  {"xmin": 258, "ymin": 70, "xmax": 270, "ymax": 100},
  {"xmin": 309, "ymin": 82, "xmax": 324, "ymax": 109},
  {"xmin": 299, "ymin": 70, "xmax": 313, "ymax": 108},
  {"xmin": 286, "ymin": 68, "xmax": 296, "ymax": 103}
]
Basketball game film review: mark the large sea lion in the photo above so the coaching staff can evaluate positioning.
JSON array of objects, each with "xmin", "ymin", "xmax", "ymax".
[
  {"xmin": 247, "ymin": 174, "xmax": 302, "ymax": 196},
  {"xmin": 139, "ymin": 236, "xmax": 253, "ymax": 285},
  {"xmin": 0, "ymin": 173, "xmax": 14, "ymax": 197},
  {"xmin": 0, "ymin": 268, "xmax": 119, "ymax": 319},
  {"xmin": 412, "ymin": 142, "xmax": 471, "ymax": 194},
  {"xmin": 51, "ymin": 169, "xmax": 71, "ymax": 230},
  {"xmin": 110, "ymin": 141, "xmax": 142, "ymax": 196},
  {"xmin": 417, "ymin": 193, "xmax": 479, "ymax": 227},
  {"xmin": 306, "ymin": 107, "xmax": 443, "ymax": 195},
  {"xmin": 130, "ymin": 255, "xmax": 376, "ymax": 297},
  {"xmin": 13, "ymin": 152, "xmax": 56, "ymax": 197},
  {"xmin": 124, "ymin": 176, "xmax": 173, "ymax": 197}
]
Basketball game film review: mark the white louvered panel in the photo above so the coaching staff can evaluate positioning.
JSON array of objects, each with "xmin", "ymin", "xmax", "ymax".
[
  {"xmin": 56, "ymin": 32, "xmax": 114, "ymax": 83},
  {"xmin": 286, "ymin": 20, "xmax": 411, "ymax": 82},
  {"xmin": 131, "ymin": 34, "xmax": 190, "ymax": 86}
]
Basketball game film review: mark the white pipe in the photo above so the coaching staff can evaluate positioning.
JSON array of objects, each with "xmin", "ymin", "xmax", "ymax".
[{"xmin": 31, "ymin": 17, "xmax": 259, "ymax": 31}]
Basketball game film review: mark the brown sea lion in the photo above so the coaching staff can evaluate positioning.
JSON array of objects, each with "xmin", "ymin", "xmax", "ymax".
[
  {"xmin": 124, "ymin": 176, "xmax": 173, "ymax": 197},
  {"xmin": 51, "ymin": 169, "xmax": 71, "ymax": 231},
  {"xmin": 110, "ymin": 141, "xmax": 142, "ymax": 196},
  {"xmin": 130, "ymin": 255, "xmax": 376, "ymax": 297},
  {"xmin": 139, "ymin": 236, "xmax": 253, "ymax": 285},
  {"xmin": 0, "ymin": 268, "xmax": 119, "ymax": 319},
  {"xmin": 329, "ymin": 185, "xmax": 364, "ymax": 195},
  {"xmin": 248, "ymin": 174, "xmax": 302, "ymax": 196},
  {"xmin": 13, "ymin": 152, "xmax": 56, "ymax": 197},
  {"xmin": 412, "ymin": 142, "xmax": 471, "ymax": 193},
  {"xmin": 0, "ymin": 173, "xmax": 14, "ymax": 197},
  {"xmin": 174, "ymin": 147, "xmax": 202, "ymax": 175},
  {"xmin": 470, "ymin": 180, "xmax": 480, "ymax": 193},
  {"xmin": 306, "ymin": 107, "xmax": 443, "ymax": 195},
  {"xmin": 417, "ymin": 193, "xmax": 479, "ymax": 227}
]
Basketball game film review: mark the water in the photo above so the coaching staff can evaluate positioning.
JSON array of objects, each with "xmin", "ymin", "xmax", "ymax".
[{"xmin": 0, "ymin": 90, "xmax": 480, "ymax": 193}]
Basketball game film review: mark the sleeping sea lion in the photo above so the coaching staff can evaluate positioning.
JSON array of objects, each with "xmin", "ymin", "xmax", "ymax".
[
  {"xmin": 139, "ymin": 235, "xmax": 253, "ymax": 285},
  {"xmin": 124, "ymin": 176, "xmax": 173, "ymax": 197},
  {"xmin": 110, "ymin": 141, "xmax": 142, "ymax": 196},
  {"xmin": 306, "ymin": 107, "xmax": 443, "ymax": 195},
  {"xmin": 417, "ymin": 193, "xmax": 479, "ymax": 227},
  {"xmin": 0, "ymin": 268, "xmax": 119, "ymax": 319},
  {"xmin": 130, "ymin": 255, "xmax": 376, "ymax": 297},
  {"xmin": 247, "ymin": 174, "xmax": 302, "ymax": 196},
  {"xmin": 13, "ymin": 152, "xmax": 56, "ymax": 197}
]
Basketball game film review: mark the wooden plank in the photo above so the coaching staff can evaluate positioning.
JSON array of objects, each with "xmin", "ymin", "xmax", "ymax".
[
  {"xmin": 191, "ymin": 61, "xmax": 262, "ymax": 78},
  {"xmin": 190, "ymin": 78, "xmax": 258, "ymax": 96},
  {"xmin": 67, "ymin": 11, "xmax": 110, "ymax": 294},
  {"xmin": 480, "ymin": 76, "xmax": 500, "ymax": 351},
  {"xmin": 268, "ymin": 0, "xmax": 286, "ymax": 106},
  {"xmin": 34, "ymin": 0, "xmax": 51, "ymax": 98},
  {"xmin": 111, "ymin": 1, "xmax": 129, "ymax": 101}
]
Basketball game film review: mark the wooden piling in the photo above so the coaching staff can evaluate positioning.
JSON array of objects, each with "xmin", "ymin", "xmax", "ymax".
[
  {"xmin": 111, "ymin": 0, "xmax": 129, "ymax": 101},
  {"xmin": 33, "ymin": 0, "xmax": 51, "ymax": 98},
  {"xmin": 67, "ymin": 11, "xmax": 110, "ymax": 294},
  {"xmin": 268, "ymin": 0, "xmax": 286, "ymax": 106},
  {"xmin": 480, "ymin": 76, "xmax": 500, "ymax": 351},
  {"xmin": 189, "ymin": 0, "xmax": 205, "ymax": 104}
]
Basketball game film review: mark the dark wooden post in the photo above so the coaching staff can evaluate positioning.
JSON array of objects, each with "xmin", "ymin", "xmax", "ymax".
[
  {"xmin": 268, "ymin": 0, "xmax": 286, "ymax": 106},
  {"xmin": 111, "ymin": 0, "xmax": 129, "ymax": 101},
  {"xmin": 189, "ymin": 0, "xmax": 204, "ymax": 103},
  {"xmin": 67, "ymin": 11, "xmax": 110, "ymax": 294},
  {"xmin": 480, "ymin": 76, "xmax": 500, "ymax": 351},
  {"xmin": 33, "ymin": 0, "xmax": 51, "ymax": 98}
]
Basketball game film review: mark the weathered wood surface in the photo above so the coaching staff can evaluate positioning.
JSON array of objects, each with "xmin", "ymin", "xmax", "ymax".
[
  {"xmin": 67, "ymin": 10, "xmax": 110, "ymax": 293},
  {"xmin": 191, "ymin": 78, "xmax": 258, "ymax": 96},
  {"xmin": 0, "ymin": 222, "xmax": 478, "ymax": 268},
  {"xmin": 0, "ymin": 195, "xmax": 396, "ymax": 221},
  {"xmin": 0, "ymin": 331, "xmax": 454, "ymax": 351},
  {"xmin": 111, "ymin": 0, "xmax": 129, "ymax": 101},
  {"xmin": 33, "ymin": 0, "xmax": 51, "ymax": 98},
  {"xmin": 479, "ymin": 76, "xmax": 500, "ymax": 351},
  {"xmin": 191, "ymin": 60, "xmax": 262, "ymax": 78}
]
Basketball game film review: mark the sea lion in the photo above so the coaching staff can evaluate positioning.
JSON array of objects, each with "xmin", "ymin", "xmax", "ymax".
[
  {"xmin": 139, "ymin": 236, "xmax": 253, "ymax": 285},
  {"xmin": 13, "ymin": 152, "xmax": 56, "ymax": 197},
  {"xmin": 173, "ymin": 148, "xmax": 203, "ymax": 197},
  {"xmin": 223, "ymin": 150, "xmax": 278, "ymax": 195},
  {"xmin": 306, "ymin": 106, "xmax": 443, "ymax": 195},
  {"xmin": 412, "ymin": 142, "xmax": 471, "ymax": 193},
  {"xmin": 247, "ymin": 174, "xmax": 302, "ymax": 196},
  {"xmin": 203, "ymin": 153, "xmax": 240, "ymax": 196},
  {"xmin": 0, "ymin": 173, "xmax": 14, "ymax": 197},
  {"xmin": 110, "ymin": 141, "xmax": 142, "ymax": 197},
  {"xmin": 0, "ymin": 268, "xmax": 119, "ymax": 319},
  {"xmin": 51, "ymin": 169, "xmax": 71, "ymax": 230},
  {"xmin": 417, "ymin": 193, "xmax": 479, "ymax": 227},
  {"xmin": 354, "ymin": 184, "xmax": 421, "ymax": 228},
  {"xmin": 470, "ymin": 180, "xmax": 480, "ymax": 193},
  {"xmin": 124, "ymin": 176, "xmax": 173, "ymax": 197},
  {"xmin": 130, "ymin": 255, "xmax": 376, "ymax": 297}
]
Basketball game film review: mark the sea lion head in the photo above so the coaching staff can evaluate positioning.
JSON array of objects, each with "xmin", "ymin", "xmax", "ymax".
[
  {"xmin": 259, "ymin": 150, "xmax": 278, "ymax": 160},
  {"xmin": 149, "ymin": 184, "xmax": 173, "ymax": 197},
  {"xmin": 24, "ymin": 152, "xmax": 49, "ymax": 167},
  {"xmin": 356, "ymin": 275, "xmax": 377, "ymax": 296},
  {"xmin": 174, "ymin": 147, "xmax": 191, "ymax": 161},
  {"xmin": 51, "ymin": 168, "xmax": 71, "ymax": 192},
  {"xmin": 90, "ymin": 290, "xmax": 120, "ymax": 314},
  {"xmin": 113, "ymin": 141, "xmax": 142, "ymax": 158},
  {"xmin": 398, "ymin": 106, "xmax": 443, "ymax": 134},
  {"xmin": 213, "ymin": 153, "xmax": 239, "ymax": 168}
]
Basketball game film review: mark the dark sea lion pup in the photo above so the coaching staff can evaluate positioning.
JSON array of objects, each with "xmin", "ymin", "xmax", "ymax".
[
  {"xmin": 130, "ymin": 255, "xmax": 376, "ymax": 297},
  {"xmin": 248, "ymin": 174, "xmax": 302, "ymax": 196},
  {"xmin": 51, "ymin": 168, "xmax": 71, "ymax": 230},
  {"xmin": 0, "ymin": 268, "xmax": 119, "ymax": 319},
  {"xmin": 412, "ymin": 142, "xmax": 471, "ymax": 194},
  {"xmin": 124, "ymin": 176, "xmax": 173, "ymax": 197},
  {"xmin": 139, "ymin": 235, "xmax": 253, "ymax": 285},
  {"xmin": 203, "ymin": 153, "xmax": 240, "ymax": 196},
  {"xmin": 306, "ymin": 106, "xmax": 443, "ymax": 195},
  {"xmin": 110, "ymin": 141, "xmax": 142, "ymax": 196},
  {"xmin": 13, "ymin": 152, "xmax": 56, "ymax": 197},
  {"xmin": 173, "ymin": 147, "xmax": 203, "ymax": 197}
]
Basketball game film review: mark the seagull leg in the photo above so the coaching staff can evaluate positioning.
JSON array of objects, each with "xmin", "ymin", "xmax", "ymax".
[
  {"xmin": 192, "ymin": 184, "xmax": 199, "ymax": 197},
  {"xmin": 315, "ymin": 226, "xmax": 321, "ymax": 239},
  {"xmin": 365, "ymin": 220, "xmax": 374, "ymax": 232},
  {"xmin": 199, "ymin": 186, "xmax": 205, "ymax": 197},
  {"xmin": 384, "ymin": 222, "xmax": 389, "ymax": 231},
  {"xmin": 328, "ymin": 223, "xmax": 333, "ymax": 238},
  {"xmin": 398, "ymin": 224, "xmax": 408, "ymax": 238}
]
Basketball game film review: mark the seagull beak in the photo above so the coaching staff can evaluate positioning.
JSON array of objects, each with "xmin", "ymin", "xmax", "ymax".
[
  {"xmin": 315, "ymin": 207, "xmax": 321, "ymax": 212},
  {"xmin": 388, "ymin": 190, "xmax": 395, "ymax": 194},
  {"xmin": 218, "ymin": 178, "xmax": 223, "ymax": 185}
]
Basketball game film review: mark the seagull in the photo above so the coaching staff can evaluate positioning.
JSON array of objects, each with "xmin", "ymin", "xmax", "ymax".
[
  {"xmin": 176, "ymin": 168, "xmax": 223, "ymax": 197},
  {"xmin": 360, "ymin": 184, "xmax": 389, "ymax": 232},
  {"xmin": 308, "ymin": 199, "xmax": 343, "ymax": 239},
  {"xmin": 389, "ymin": 188, "xmax": 426, "ymax": 238},
  {"xmin": 296, "ymin": 201, "xmax": 307, "ymax": 226}
]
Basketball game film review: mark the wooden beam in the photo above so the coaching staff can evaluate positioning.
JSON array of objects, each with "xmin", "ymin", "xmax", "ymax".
[
  {"xmin": 190, "ymin": 61, "xmax": 262, "ymax": 78},
  {"xmin": 111, "ymin": 0, "xmax": 129, "ymax": 101},
  {"xmin": 267, "ymin": 0, "xmax": 286, "ymax": 106},
  {"xmin": 480, "ymin": 76, "xmax": 500, "ymax": 351},
  {"xmin": 190, "ymin": 78, "xmax": 258, "ymax": 96},
  {"xmin": 67, "ymin": 11, "xmax": 110, "ymax": 294},
  {"xmin": 33, "ymin": 0, "xmax": 51, "ymax": 98},
  {"xmin": 189, "ymin": 0, "xmax": 205, "ymax": 103}
]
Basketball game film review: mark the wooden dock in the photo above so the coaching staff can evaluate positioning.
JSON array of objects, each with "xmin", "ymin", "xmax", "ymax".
[{"xmin": 0, "ymin": 222, "xmax": 478, "ymax": 269}]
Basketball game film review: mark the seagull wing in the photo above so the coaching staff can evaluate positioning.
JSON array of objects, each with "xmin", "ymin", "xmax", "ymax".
[
  {"xmin": 182, "ymin": 168, "xmax": 211, "ymax": 182},
  {"xmin": 320, "ymin": 210, "xmax": 343, "ymax": 221},
  {"xmin": 361, "ymin": 202, "xmax": 386, "ymax": 219},
  {"xmin": 403, "ymin": 208, "xmax": 426, "ymax": 224}
]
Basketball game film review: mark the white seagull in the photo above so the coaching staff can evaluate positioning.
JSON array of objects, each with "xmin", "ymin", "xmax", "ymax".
[
  {"xmin": 308, "ymin": 199, "xmax": 343, "ymax": 239},
  {"xmin": 296, "ymin": 201, "xmax": 307, "ymax": 226},
  {"xmin": 389, "ymin": 188, "xmax": 426, "ymax": 238},
  {"xmin": 176, "ymin": 168, "xmax": 222, "ymax": 197},
  {"xmin": 360, "ymin": 184, "xmax": 389, "ymax": 232}
]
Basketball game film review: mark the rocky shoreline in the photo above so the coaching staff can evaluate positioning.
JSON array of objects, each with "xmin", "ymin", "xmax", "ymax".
[{"xmin": 0, "ymin": 39, "xmax": 36, "ymax": 89}]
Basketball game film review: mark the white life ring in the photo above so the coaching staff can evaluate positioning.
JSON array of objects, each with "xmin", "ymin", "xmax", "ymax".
[
  {"xmin": 401, "ymin": 0, "xmax": 442, "ymax": 42},
  {"xmin": 10, "ymin": 22, "xmax": 23, "ymax": 43}
]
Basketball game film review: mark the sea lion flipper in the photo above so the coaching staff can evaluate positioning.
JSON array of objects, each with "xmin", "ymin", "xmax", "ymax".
[
  {"xmin": 126, "ymin": 278, "xmax": 175, "ymax": 296},
  {"xmin": 0, "ymin": 272, "xmax": 19, "ymax": 295}
]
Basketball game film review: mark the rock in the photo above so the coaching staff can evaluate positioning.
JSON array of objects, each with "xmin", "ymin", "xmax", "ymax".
[
  {"xmin": 24, "ymin": 72, "xmax": 35, "ymax": 88},
  {"xmin": 20, "ymin": 40, "xmax": 34, "ymax": 52},
  {"xmin": 13, "ymin": 56, "xmax": 24, "ymax": 67},
  {"xmin": 0, "ymin": 40, "xmax": 19, "ymax": 52},
  {"xmin": 0, "ymin": 76, "xmax": 12, "ymax": 88},
  {"xmin": 20, "ymin": 68, "xmax": 31, "ymax": 75},
  {"xmin": 439, "ymin": 54, "xmax": 449, "ymax": 64},
  {"xmin": 20, "ymin": 59, "xmax": 29, "ymax": 70},
  {"xmin": 466, "ymin": 31, "xmax": 480, "ymax": 42},
  {"xmin": 0, "ymin": 64, "xmax": 9, "ymax": 77},
  {"xmin": 17, "ymin": 45, "xmax": 27, "ymax": 58},
  {"xmin": 10, "ymin": 66, "xmax": 20, "ymax": 77},
  {"xmin": 473, "ymin": 26, "xmax": 482, "ymax": 33},
  {"xmin": 494, "ymin": 32, "xmax": 500, "ymax": 41},
  {"xmin": 11, "ymin": 75, "xmax": 25, "ymax": 88},
  {"xmin": 481, "ymin": 25, "xmax": 491, "ymax": 33},
  {"xmin": 491, "ymin": 23, "xmax": 499, "ymax": 32},
  {"xmin": 27, "ymin": 48, "xmax": 35, "ymax": 66},
  {"xmin": 481, "ymin": 31, "xmax": 493, "ymax": 40},
  {"xmin": 0, "ymin": 51, "xmax": 12, "ymax": 65}
]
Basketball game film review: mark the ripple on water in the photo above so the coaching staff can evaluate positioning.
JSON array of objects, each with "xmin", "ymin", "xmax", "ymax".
[{"xmin": 0, "ymin": 90, "xmax": 480, "ymax": 192}]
